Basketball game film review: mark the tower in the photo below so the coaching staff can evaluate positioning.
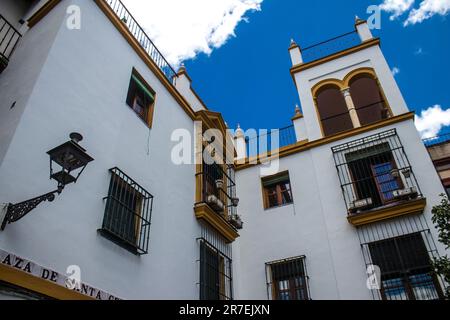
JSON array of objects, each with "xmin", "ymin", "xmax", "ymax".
[{"xmin": 289, "ymin": 18, "xmax": 410, "ymax": 142}]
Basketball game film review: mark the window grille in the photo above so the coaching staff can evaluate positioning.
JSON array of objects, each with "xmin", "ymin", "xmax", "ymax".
[{"xmin": 99, "ymin": 167, "xmax": 154, "ymax": 255}]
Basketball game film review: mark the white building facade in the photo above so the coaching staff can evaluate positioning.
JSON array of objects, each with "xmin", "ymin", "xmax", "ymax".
[{"xmin": 0, "ymin": 0, "xmax": 447, "ymax": 300}]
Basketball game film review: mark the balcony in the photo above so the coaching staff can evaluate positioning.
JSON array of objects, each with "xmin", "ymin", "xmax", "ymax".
[
  {"xmin": 195, "ymin": 162, "xmax": 241, "ymax": 243},
  {"xmin": 332, "ymin": 129, "xmax": 426, "ymax": 226},
  {"xmin": 300, "ymin": 30, "xmax": 361, "ymax": 64},
  {"xmin": 103, "ymin": 0, "xmax": 177, "ymax": 83},
  {"xmin": 0, "ymin": 15, "xmax": 22, "ymax": 74},
  {"xmin": 246, "ymin": 125, "xmax": 297, "ymax": 158}
]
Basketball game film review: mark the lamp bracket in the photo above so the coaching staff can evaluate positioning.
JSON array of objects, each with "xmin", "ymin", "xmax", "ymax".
[{"xmin": 1, "ymin": 186, "xmax": 64, "ymax": 231}]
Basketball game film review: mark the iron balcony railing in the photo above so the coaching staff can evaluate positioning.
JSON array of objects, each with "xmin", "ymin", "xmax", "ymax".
[
  {"xmin": 423, "ymin": 132, "xmax": 450, "ymax": 147},
  {"xmin": 104, "ymin": 0, "xmax": 177, "ymax": 83},
  {"xmin": 246, "ymin": 125, "xmax": 297, "ymax": 158},
  {"xmin": 198, "ymin": 162, "xmax": 240, "ymax": 228},
  {"xmin": 320, "ymin": 100, "xmax": 390, "ymax": 136},
  {"xmin": 0, "ymin": 15, "xmax": 22, "ymax": 72},
  {"xmin": 332, "ymin": 129, "xmax": 423, "ymax": 216},
  {"xmin": 99, "ymin": 167, "xmax": 154, "ymax": 255},
  {"xmin": 301, "ymin": 30, "xmax": 361, "ymax": 64}
]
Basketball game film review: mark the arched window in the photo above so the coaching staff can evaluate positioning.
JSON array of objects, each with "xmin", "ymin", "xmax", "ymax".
[
  {"xmin": 315, "ymin": 85, "xmax": 353, "ymax": 136},
  {"xmin": 349, "ymin": 74, "xmax": 389, "ymax": 126}
]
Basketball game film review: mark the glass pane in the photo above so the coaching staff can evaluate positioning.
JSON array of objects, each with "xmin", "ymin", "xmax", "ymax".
[
  {"xmin": 372, "ymin": 162, "xmax": 400, "ymax": 201},
  {"xmin": 410, "ymin": 274, "xmax": 439, "ymax": 300},
  {"xmin": 383, "ymin": 278, "xmax": 408, "ymax": 300}
]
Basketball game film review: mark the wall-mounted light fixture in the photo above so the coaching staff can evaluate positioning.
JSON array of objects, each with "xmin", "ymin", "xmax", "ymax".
[{"xmin": 1, "ymin": 133, "xmax": 94, "ymax": 230}]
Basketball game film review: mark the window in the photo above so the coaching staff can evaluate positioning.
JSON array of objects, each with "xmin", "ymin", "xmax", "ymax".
[
  {"xmin": 368, "ymin": 233, "xmax": 443, "ymax": 300},
  {"xmin": 315, "ymin": 85, "xmax": 353, "ymax": 136},
  {"xmin": 126, "ymin": 69, "xmax": 155, "ymax": 127},
  {"xmin": 266, "ymin": 256, "xmax": 309, "ymax": 300},
  {"xmin": 332, "ymin": 130, "xmax": 422, "ymax": 215},
  {"xmin": 99, "ymin": 167, "xmax": 154, "ymax": 255},
  {"xmin": 262, "ymin": 172, "xmax": 293, "ymax": 209},
  {"xmin": 199, "ymin": 239, "xmax": 232, "ymax": 300},
  {"xmin": 348, "ymin": 74, "xmax": 389, "ymax": 126}
]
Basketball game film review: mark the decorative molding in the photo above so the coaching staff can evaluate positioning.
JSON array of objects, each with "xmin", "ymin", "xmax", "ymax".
[
  {"xmin": 347, "ymin": 198, "xmax": 427, "ymax": 226},
  {"xmin": 290, "ymin": 38, "xmax": 381, "ymax": 74},
  {"xmin": 194, "ymin": 204, "xmax": 239, "ymax": 243},
  {"xmin": 94, "ymin": 0, "xmax": 197, "ymax": 121},
  {"xmin": 27, "ymin": 0, "xmax": 62, "ymax": 28},
  {"xmin": 236, "ymin": 112, "xmax": 415, "ymax": 170}
]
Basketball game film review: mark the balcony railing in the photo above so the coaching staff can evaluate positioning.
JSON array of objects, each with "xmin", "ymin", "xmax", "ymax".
[
  {"xmin": 197, "ymin": 162, "xmax": 241, "ymax": 229},
  {"xmin": 104, "ymin": 0, "xmax": 177, "ymax": 83},
  {"xmin": 332, "ymin": 129, "xmax": 423, "ymax": 217},
  {"xmin": 0, "ymin": 15, "xmax": 22, "ymax": 73},
  {"xmin": 246, "ymin": 125, "xmax": 297, "ymax": 158},
  {"xmin": 423, "ymin": 132, "xmax": 450, "ymax": 147},
  {"xmin": 301, "ymin": 30, "xmax": 361, "ymax": 64}
]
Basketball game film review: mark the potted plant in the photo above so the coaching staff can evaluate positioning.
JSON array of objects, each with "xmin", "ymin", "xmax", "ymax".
[
  {"xmin": 121, "ymin": 16, "xmax": 128, "ymax": 24},
  {"xmin": 231, "ymin": 197, "xmax": 240, "ymax": 207},
  {"xmin": 390, "ymin": 168, "xmax": 400, "ymax": 178},
  {"xmin": 401, "ymin": 168, "xmax": 411, "ymax": 178},
  {"xmin": 229, "ymin": 214, "xmax": 243, "ymax": 230},
  {"xmin": 215, "ymin": 179, "xmax": 224, "ymax": 190}
]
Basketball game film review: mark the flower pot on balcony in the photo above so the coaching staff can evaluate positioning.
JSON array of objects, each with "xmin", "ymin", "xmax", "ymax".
[
  {"xmin": 215, "ymin": 179, "xmax": 224, "ymax": 190},
  {"xmin": 231, "ymin": 197, "xmax": 240, "ymax": 207},
  {"xmin": 207, "ymin": 194, "xmax": 224, "ymax": 212},
  {"xmin": 401, "ymin": 168, "xmax": 411, "ymax": 179},
  {"xmin": 390, "ymin": 169, "xmax": 400, "ymax": 178},
  {"xmin": 229, "ymin": 215, "xmax": 243, "ymax": 230}
]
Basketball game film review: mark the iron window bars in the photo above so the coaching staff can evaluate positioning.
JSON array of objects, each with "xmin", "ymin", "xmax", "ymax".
[
  {"xmin": 198, "ymin": 161, "xmax": 239, "ymax": 226},
  {"xmin": 99, "ymin": 167, "xmax": 154, "ymax": 255},
  {"xmin": 0, "ymin": 15, "xmax": 22, "ymax": 73},
  {"xmin": 265, "ymin": 256, "xmax": 310, "ymax": 300},
  {"xmin": 245, "ymin": 125, "xmax": 297, "ymax": 158},
  {"xmin": 357, "ymin": 214, "xmax": 445, "ymax": 300},
  {"xmin": 198, "ymin": 237, "xmax": 233, "ymax": 301},
  {"xmin": 332, "ymin": 129, "xmax": 423, "ymax": 216},
  {"xmin": 104, "ymin": 0, "xmax": 177, "ymax": 83}
]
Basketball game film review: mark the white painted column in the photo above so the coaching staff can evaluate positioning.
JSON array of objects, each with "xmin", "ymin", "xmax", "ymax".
[
  {"xmin": 234, "ymin": 125, "xmax": 247, "ymax": 162},
  {"xmin": 342, "ymin": 88, "xmax": 361, "ymax": 128},
  {"xmin": 355, "ymin": 18, "xmax": 373, "ymax": 42},
  {"xmin": 288, "ymin": 39, "xmax": 303, "ymax": 66},
  {"xmin": 292, "ymin": 105, "xmax": 308, "ymax": 142}
]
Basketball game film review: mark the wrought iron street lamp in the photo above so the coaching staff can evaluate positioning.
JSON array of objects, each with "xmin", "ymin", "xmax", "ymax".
[{"xmin": 1, "ymin": 133, "xmax": 94, "ymax": 230}]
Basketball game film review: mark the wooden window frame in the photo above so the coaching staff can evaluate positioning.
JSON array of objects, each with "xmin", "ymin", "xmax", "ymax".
[
  {"xmin": 261, "ymin": 172, "xmax": 293, "ymax": 210},
  {"xmin": 126, "ymin": 69, "xmax": 156, "ymax": 128}
]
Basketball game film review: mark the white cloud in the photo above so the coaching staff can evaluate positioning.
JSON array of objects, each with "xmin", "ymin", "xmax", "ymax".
[
  {"xmin": 121, "ymin": 0, "xmax": 263, "ymax": 66},
  {"xmin": 405, "ymin": 0, "xmax": 450, "ymax": 25},
  {"xmin": 380, "ymin": 0, "xmax": 450, "ymax": 25},
  {"xmin": 391, "ymin": 67, "xmax": 400, "ymax": 76},
  {"xmin": 380, "ymin": 0, "xmax": 415, "ymax": 20},
  {"xmin": 415, "ymin": 105, "xmax": 450, "ymax": 138}
]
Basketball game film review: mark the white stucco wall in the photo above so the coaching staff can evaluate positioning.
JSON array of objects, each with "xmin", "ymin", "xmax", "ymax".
[
  {"xmin": 0, "ymin": 0, "xmax": 203, "ymax": 299},
  {"xmin": 293, "ymin": 44, "xmax": 410, "ymax": 142},
  {"xmin": 234, "ymin": 120, "xmax": 448, "ymax": 300}
]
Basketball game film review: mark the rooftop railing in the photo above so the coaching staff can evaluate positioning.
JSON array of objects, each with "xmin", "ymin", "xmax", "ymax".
[
  {"xmin": 423, "ymin": 132, "xmax": 450, "ymax": 147},
  {"xmin": 246, "ymin": 125, "xmax": 297, "ymax": 158},
  {"xmin": 301, "ymin": 30, "xmax": 361, "ymax": 64},
  {"xmin": 104, "ymin": 0, "xmax": 177, "ymax": 83}
]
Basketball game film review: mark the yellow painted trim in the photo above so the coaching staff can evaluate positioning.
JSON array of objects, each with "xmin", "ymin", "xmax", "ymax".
[
  {"xmin": 27, "ymin": 0, "xmax": 62, "ymax": 28},
  {"xmin": 311, "ymin": 78, "xmax": 345, "ymax": 97},
  {"xmin": 347, "ymin": 198, "xmax": 427, "ymax": 227},
  {"xmin": 194, "ymin": 204, "xmax": 239, "ymax": 243},
  {"xmin": 94, "ymin": 0, "xmax": 197, "ymax": 121},
  {"xmin": 291, "ymin": 38, "xmax": 381, "ymax": 74},
  {"xmin": 0, "ymin": 264, "xmax": 93, "ymax": 300},
  {"xmin": 291, "ymin": 113, "xmax": 304, "ymax": 121},
  {"xmin": 235, "ymin": 112, "xmax": 415, "ymax": 170}
]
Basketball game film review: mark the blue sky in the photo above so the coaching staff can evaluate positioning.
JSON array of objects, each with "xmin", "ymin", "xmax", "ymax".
[
  {"xmin": 123, "ymin": 0, "xmax": 450, "ymax": 138},
  {"xmin": 181, "ymin": 0, "xmax": 450, "ymax": 136}
]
